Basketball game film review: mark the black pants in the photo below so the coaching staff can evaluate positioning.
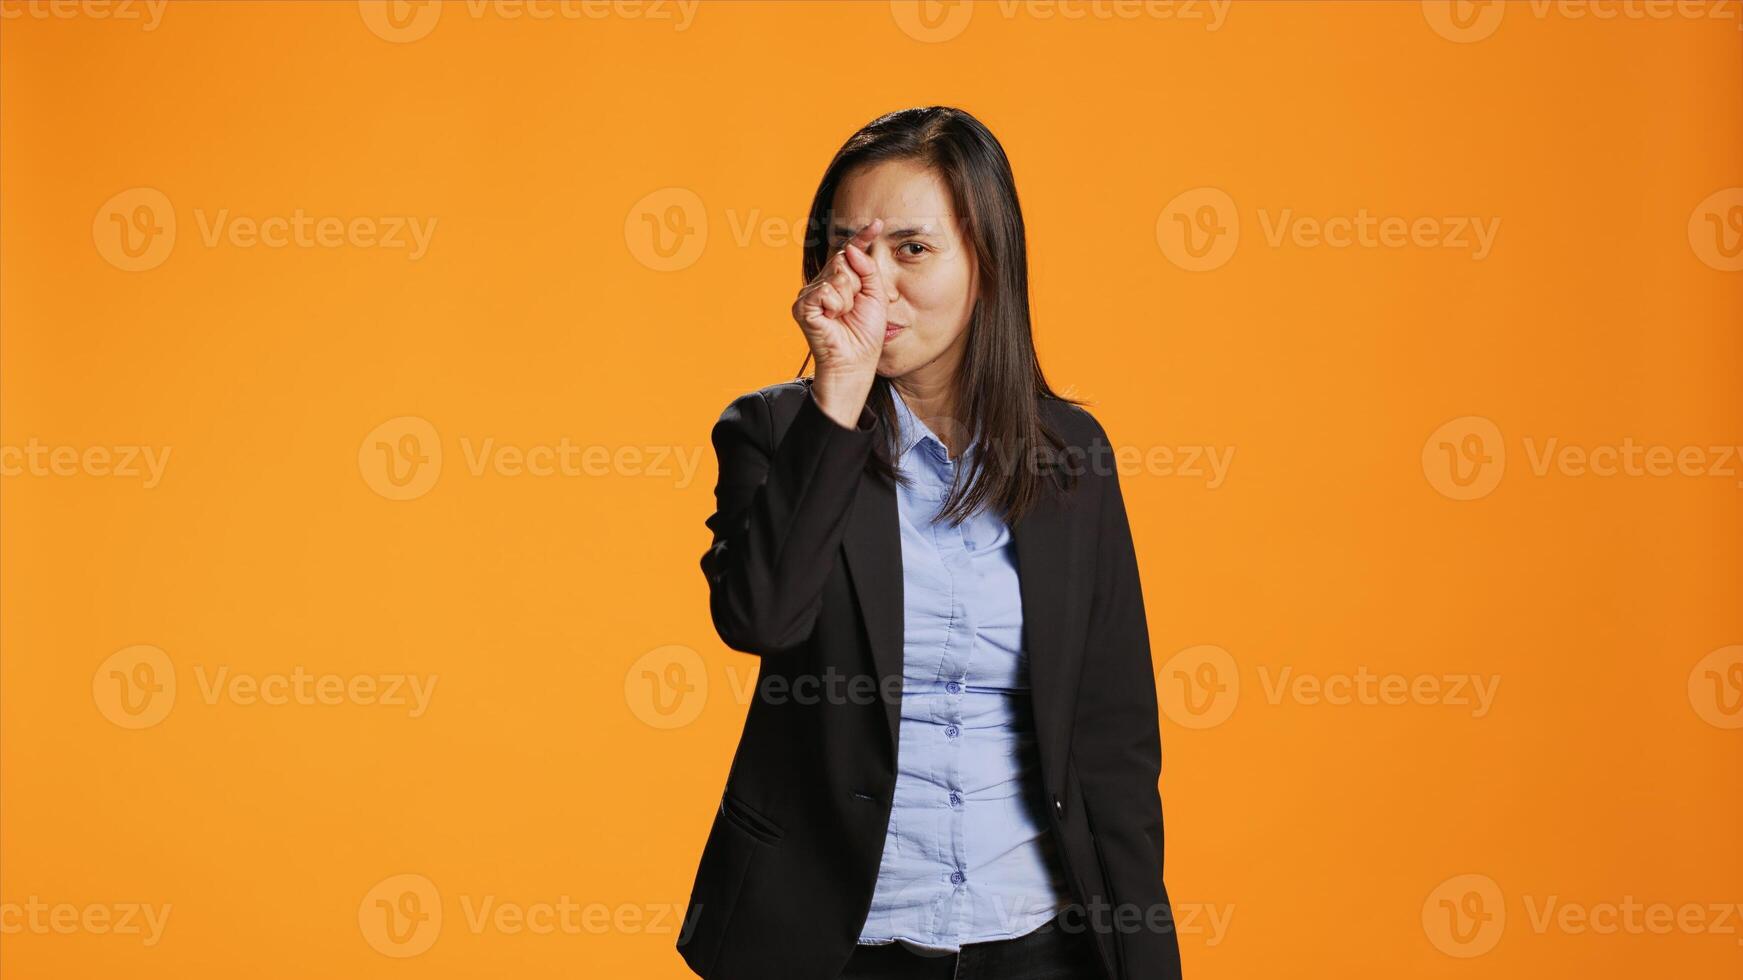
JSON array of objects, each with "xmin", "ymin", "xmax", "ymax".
[{"xmin": 837, "ymin": 915, "xmax": 1107, "ymax": 980}]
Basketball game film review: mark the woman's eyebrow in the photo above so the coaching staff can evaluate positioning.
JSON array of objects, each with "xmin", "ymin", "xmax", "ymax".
[{"xmin": 827, "ymin": 222, "xmax": 943, "ymax": 240}]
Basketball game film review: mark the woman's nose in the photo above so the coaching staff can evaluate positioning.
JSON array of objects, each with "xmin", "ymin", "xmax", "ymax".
[{"xmin": 874, "ymin": 249, "xmax": 900, "ymax": 302}]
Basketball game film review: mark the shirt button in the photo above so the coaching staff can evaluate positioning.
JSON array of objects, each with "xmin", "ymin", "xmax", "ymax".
[
  {"xmin": 946, "ymin": 680, "xmax": 962, "ymax": 695},
  {"xmin": 948, "ymin": 792, "xmax": 963, "ymax": 808},
  {"xmin": 950, "ymin": 871, "xmax": 966, "ymax": 885},
  {"xmin": 944, "ymin": 725, "xmax": 960, "ymax": 739}
]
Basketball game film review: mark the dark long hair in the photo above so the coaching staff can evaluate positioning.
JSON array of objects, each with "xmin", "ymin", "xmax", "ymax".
[{"xmin": 794, "ymin": 106, "xmax": 1084, "ymax": 527}]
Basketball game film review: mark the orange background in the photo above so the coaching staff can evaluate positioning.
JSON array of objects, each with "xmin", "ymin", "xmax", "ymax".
[{"xmin": 3, "ymin": 0, "xmax": 1741, "ymax": 977}]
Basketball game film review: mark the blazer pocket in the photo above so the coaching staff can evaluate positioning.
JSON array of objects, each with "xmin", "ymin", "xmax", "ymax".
[
  {"xmin": 1081, "ymin": 799, "xmax": 1117, "ymax": 903},
  {"xmin": 1078, "ymin": 790, "xmax": 1128, "ymax": 980},
  {"xmin": 678, "ymin": 804, "xmax": 759, "ymax": 978},
  {"xmin": 719, "ymin": 791, "xmax": 784, "ymax": 846}
]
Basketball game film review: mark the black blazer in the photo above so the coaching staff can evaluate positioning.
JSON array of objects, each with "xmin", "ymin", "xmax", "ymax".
[{"xmin": 677, "ymin": 377, "xmax": 1182, "ymax": 980}]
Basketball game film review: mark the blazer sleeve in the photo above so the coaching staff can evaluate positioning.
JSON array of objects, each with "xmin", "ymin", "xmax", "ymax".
[
  {"xmin": 1072, "ymin": 417, "xmax": 1183, "ymax": 979},
  {"xmin": 700, "ymin": 384, "xmax": 880, "ymax": 656}
]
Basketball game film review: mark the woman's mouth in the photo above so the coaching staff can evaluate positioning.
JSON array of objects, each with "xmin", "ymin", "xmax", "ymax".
[{"xmin": 885, "ymin": 323, "xmax": 906, "ymax": 340}]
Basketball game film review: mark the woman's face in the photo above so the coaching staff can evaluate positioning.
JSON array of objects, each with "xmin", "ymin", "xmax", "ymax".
[{"xmin": 827, "ymin": 159, "xmax": 979, "ymax": 383}]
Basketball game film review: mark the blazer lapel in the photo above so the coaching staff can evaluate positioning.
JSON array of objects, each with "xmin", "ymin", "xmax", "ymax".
[
  {"xmin": 1012, "ymin": 485, "xmax": 1081, "ymax": 789},
  {"xmin": 841, "ymin": 465, "xmax": 904, "ymax": 753}
]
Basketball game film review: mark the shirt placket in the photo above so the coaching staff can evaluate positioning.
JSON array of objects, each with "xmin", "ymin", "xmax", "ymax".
[{"xmin": 925, "ymin": 439, "xmax": 975, "ymax": 944}]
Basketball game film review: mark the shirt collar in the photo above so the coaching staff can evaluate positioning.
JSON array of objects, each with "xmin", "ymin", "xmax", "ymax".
[{"xmin": 890, "ymin": 387, "xmax": 976, "ymax": 465}]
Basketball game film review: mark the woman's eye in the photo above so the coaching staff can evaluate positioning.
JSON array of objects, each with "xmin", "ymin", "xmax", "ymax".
[{"xmin": 899, "ymin": 242, "xmax": 927, "ymax": 257}]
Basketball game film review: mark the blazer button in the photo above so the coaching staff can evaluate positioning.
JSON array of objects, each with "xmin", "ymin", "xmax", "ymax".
[{"xmin": 1052, "ymin": 794, "xmax": 1065, "ymax": 819}]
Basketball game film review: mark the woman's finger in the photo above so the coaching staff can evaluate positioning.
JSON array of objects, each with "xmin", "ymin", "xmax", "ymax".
[
  {"xmin": 832, "ymin": 266, "xmax": 859, "ymax": 299},
  {"xmin": 841, "ymin": 238, "xmax": 881, "ymax": 297},
  {"xmin": 800, "ymin": 277, "xmax": 833, "ymax": 309},
  {"xmin": 811, "ymin": 247, "xmax": 851, "ymax": 289},
  {"xmin": 815, "ymin": 282, "xmax": 842, "ymax": 317},
  {"xmin": 847, "ymin": 217, "xmax": 883, "ymax": 252}
]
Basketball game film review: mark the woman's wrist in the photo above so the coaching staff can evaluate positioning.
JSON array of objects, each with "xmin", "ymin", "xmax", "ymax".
[{"xmin": 811, "ymin": 372, "xmax": 875, "ymax": 430}]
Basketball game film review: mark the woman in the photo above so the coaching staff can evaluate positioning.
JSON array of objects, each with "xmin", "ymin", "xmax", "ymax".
[{"xmin": 677, "ymin": 106, "xmax": 1182, "ymax": 980}]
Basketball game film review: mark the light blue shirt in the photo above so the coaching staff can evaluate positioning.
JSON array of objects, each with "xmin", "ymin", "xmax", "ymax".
[{"xmin": 855, "ymin": 389, "xmax": 1073, "ymax": 954}]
